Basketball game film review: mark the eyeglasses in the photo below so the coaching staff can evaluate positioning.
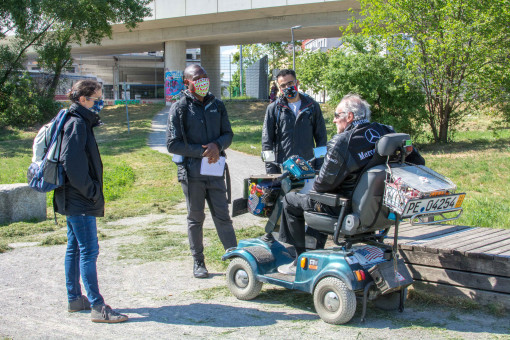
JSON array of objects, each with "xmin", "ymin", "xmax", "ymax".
[
  {"xmin": 334, "ymin": 111, "xmax": 347, "ymax": 119},
  {"xmin": 278, "ymin": 80, "xmax": 296, "ymax": 89},
  {"xmin": 87, "ymin": 96, "xmax": 103, "ymax": 101}
]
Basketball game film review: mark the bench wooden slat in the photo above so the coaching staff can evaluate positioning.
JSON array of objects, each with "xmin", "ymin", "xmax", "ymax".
[
  {"xmin": 398, "ymin": 248, "xmax": 510, "ymax": 277},
  {"xmin": 428, "ymin": 229, "xmax": 505, "ymax": 250},
  {"xmin": 412, "ymin": 281, "xmax": 510, "ymax": 310},
  {"xmin": 454, "ymin": 230, "xmax": 510, "ymax": 252},
  {"xmin": 407, "ymin": 263, "xmax": 510, "ymax": 294}
]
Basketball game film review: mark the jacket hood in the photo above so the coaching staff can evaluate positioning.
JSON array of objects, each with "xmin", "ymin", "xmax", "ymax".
[{"xmin": 70, "ymin": 103, "xmax": 102, "ymax": 127}]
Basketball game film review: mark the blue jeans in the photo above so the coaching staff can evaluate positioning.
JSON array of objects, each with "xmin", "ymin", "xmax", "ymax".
[{"xmin": 65, "ymin": 215, "xmax": 104, "ymax": 306}]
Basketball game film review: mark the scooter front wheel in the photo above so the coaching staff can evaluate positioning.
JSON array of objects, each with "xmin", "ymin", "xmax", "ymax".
[
  {"xmin": 226, "ymin": 257, "xmax": 263, "ymax": 300},
  {"xmin": 313, "ymin": 277, "xmax": 356, "ymax": 325}
]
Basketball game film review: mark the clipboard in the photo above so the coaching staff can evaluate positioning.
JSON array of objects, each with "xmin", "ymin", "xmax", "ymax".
[{"xmin": 200, "ymin": 156, "xmax": 226, "ymax": 176}]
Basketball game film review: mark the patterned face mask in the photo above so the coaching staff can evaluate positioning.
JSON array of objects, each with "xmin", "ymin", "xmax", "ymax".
[
  {"xmin": 89, "ymin": 99, "xmax": 104, "ymax": 114},
  {"xmin": 282, "ymin": 85, "xmax": 298, "ymax": 99},
  {"xmin": 191, "ymin": 78, "xmax": 210, "ymax": 97}
]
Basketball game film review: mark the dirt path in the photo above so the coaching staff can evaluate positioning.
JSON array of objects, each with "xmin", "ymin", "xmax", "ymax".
[{"xmin": 0, "ymin": 107, "xmax": 508, "ymax": 339}]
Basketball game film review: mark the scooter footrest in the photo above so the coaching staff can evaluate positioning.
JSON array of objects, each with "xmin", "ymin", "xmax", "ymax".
[{"xmin": 244, "ymin": 246, "xmax": 275, "ymax": 264}]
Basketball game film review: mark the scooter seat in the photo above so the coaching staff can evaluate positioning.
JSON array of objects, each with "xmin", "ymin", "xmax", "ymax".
[{"xmin": 303, "ymin": 211, "xmax": 338, "ymax": 234}]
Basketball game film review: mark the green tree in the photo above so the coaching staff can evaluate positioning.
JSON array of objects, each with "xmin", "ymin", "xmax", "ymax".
[
  {"xmin": 296, "ymin": 49, "xmax": 329, "ymax": 102},
  {"xmin": 326, "ymin": 36, "xmax": 427, "ymax": 136},
  {"xmin": 0, "ymin": 0, "xmax": 151, "ymax": 126},
  {"xmin": 345, "ymin": 0, "xmax": 510, "ymax": 143}
]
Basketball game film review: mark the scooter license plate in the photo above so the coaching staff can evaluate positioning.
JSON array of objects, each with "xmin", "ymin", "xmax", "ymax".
[{"xmin": 402, "ymin": 193, "xmax": 465, "ymax": 218}]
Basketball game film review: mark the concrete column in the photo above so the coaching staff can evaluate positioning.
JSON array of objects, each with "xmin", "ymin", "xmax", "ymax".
[
  {"xmin": 164, "ymin": 40, "xmax": 186, "ymax": 105},
  {"xmin": 200, "ymin": 44, "xmax": 221, "ymax": 99},
  {"xmin": 113, "ymin": 58, "xmax": 120, "ymax": 101}
]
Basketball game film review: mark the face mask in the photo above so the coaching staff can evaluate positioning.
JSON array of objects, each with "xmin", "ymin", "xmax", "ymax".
[
  {"xmin": 89, "ymin": 99, "xmax": 104, "ymax": 114},
  {"xmin": 191, "ymin": 78, "xmax": 210, "ymax": 97},
  {"xmin": 283, "ymin": 85, "xmax": 298, "ymax": 99}
]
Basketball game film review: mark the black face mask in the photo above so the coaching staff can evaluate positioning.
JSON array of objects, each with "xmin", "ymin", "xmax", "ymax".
[{"xmin": 283, "ymin": 85, "xmax": 298, "ymax": 99}]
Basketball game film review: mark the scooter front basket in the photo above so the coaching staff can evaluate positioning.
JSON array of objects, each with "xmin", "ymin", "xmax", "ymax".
[{"xmin": 247, "ymin": 178, "xmax": 281, "ymax": 217}]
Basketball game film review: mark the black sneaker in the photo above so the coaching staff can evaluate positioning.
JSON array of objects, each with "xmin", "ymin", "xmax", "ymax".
[
  {"xmin": 91, "ymin": 304, "xmax": 128, "ymax": 323},
  {"xmin": 68, "ymin": 295, "xmax": 91, "ymax": 312},
  {"xmin": 193, "ymin": 260, "xmax": 209, "ymax": 278}
]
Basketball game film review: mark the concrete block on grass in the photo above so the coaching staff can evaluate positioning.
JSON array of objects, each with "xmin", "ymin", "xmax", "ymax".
[{"xmin": 0, "ymin": 184, "xmax": 46, "ymax": 224}]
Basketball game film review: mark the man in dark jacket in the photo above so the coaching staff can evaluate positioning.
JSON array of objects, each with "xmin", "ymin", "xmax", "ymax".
[
  {"xmin": 262, "ymin": 69, "xmax": 327, "ymax": 174},
  {"xmin": 166, "ymin": 64, "xmax": 237, "ymax": 278},
  {"xmin": 277, "ymin": 94, "xmax": 425, "ymax": 274}
]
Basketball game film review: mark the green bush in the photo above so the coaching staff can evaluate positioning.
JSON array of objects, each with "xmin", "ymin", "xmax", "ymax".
[{"xmin": 0, "ymin": 72, "xmax": 59, "ymax": 128}]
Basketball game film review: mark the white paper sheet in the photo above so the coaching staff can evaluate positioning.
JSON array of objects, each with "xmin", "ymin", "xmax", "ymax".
[{"xmin": 200, "ymin": 156, "xmax": 226, "ymax": 176}]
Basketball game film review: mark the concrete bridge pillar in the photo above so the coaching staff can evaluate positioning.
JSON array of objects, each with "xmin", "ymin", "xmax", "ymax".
[
  {"xmin": 113, "ymin": 58, "xmax": 120, "ymax": 101},
  {"xmin": 200, "ymin": 44, "xmax": 221, "ymax": 99},
  {"xmin": 164, "ymin": 40, "xmax": 186, "ymax": 105}
]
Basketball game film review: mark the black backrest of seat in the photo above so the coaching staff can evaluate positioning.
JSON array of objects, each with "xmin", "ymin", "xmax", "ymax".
[
  {"xmin": 351, "ymin": 164, "xmax": 394, "ymax": 232},
  {"xmin": 376, "ymin": 133, "xmax": 410, "ymax": 157}
]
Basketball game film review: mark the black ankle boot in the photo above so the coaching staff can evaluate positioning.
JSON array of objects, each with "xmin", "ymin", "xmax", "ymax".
[{"xmin": 193, "ymin": 260, "xmax": 209, "ymax": 278}]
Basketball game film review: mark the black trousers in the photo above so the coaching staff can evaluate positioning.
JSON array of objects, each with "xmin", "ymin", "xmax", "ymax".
[
  {"xmin": 278, "ymin": 192, "xmax": 332, "ymax": 253},
  {"xmin": 278, "ymin": 192, "xmax": 314, "ymax": 251},
  {"xmin": 181, "ymin": 177, "xmax": 237, "ymax": 261}
]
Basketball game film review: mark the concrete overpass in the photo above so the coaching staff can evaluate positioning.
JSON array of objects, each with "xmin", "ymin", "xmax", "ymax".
[{"xmin": 71, "ymin": 0, "xmax": 360, "ymax": 102}]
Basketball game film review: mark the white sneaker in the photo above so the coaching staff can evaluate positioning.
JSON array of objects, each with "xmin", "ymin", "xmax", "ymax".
[{"xmin": 277, "ymin": 260, "xmax": 297, "ymax": 275}]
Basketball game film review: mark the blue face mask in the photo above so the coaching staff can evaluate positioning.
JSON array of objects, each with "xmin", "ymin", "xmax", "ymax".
[{"xmin": 89, "ymin": 99, "xmax": 104, "ymax": 114}]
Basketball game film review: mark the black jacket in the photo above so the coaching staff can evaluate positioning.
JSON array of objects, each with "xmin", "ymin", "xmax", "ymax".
[
  {"xmin": 262, "ymin": 93, "xmax": 327, "ymax": 174},
  {"xmin": 313, "ymin": 120, "xmax": 425, "ymax": 196},
  {"xmin": 166, "ymin": 91, "xmax": 234, "ymax": 179},
  {"xmin": 54, "ymin": 103, "xmax": 104, "ymax": 216}
]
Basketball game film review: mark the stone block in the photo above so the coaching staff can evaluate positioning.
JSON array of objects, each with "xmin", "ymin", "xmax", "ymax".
[{"xmin": 0, "ymin": 184, "xmax": 46, "ymax": 224}]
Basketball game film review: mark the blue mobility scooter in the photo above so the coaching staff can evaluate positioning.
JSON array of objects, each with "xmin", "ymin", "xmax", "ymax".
[{"xmin": 224, "ymin": 133, "xmax": 465, "ymax": 324}]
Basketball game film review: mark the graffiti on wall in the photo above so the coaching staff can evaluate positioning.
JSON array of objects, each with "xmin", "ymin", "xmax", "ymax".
[{"xmin": 165, "ymin": 69, "xmax": 184, "ymax": 102}]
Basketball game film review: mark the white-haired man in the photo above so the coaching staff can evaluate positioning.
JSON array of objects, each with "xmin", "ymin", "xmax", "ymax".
[{"xmin": 277, "ymin": 94, "xmax": 425, "ymax": 274}]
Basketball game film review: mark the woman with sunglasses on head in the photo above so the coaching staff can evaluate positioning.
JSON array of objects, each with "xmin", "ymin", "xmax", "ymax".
[{"xmin": 54, "ymin": 79, "xmax": 128, "ymax": 323}]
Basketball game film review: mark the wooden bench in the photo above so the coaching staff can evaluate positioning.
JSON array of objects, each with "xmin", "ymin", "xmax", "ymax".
[{"xmin": 386, "ymin": 223, "xmax": 510, "ymax": 309}]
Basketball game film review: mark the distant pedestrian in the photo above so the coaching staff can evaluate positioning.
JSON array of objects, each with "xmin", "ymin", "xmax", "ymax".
[
  {"xmin": 269, "ymin": 82, "xmax": 278, "ymax": 103},
  {"xmin": 54, "ymin": 79, "xmax": 128, "ymax": 323}
]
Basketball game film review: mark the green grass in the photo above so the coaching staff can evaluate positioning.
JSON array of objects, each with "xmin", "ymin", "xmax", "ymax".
[
  {"xmin": 117, "ymin": 227, "xmax": 189, "ymax": 262},
  {"xmin": 0, "ymin": 103, "xmax": 183, "ymax": 218},
  {"xmin": 0, "ymin": 103, "xmax": 184, "ymax": 245},
  {"xmin": 204, "ymin": 225, "xmax": 266, "ymax": 270}
]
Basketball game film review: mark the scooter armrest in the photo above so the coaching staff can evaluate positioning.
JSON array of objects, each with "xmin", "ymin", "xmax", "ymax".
[{"xmin": 308, "ymin": 190, "xmax": 349, "ymax": 207}]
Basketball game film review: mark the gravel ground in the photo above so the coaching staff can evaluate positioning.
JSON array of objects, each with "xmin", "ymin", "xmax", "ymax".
[{"xmin": 0, "ymin": 107, "xmax": 508, "ymax": 339}]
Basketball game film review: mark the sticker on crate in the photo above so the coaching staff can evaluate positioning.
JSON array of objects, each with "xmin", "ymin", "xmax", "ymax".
[
  {"xmin": 352, "ymin": 245, "xmax": 385, "ymax": 265},
  {"xmin": 247, "ymin": 182, "xmax": 280, "ymax": 217}
]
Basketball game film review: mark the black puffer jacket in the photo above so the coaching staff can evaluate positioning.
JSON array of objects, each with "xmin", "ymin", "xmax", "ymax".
[
  {"xmin": 313, "ymin": 120, "xmax": 425, "ymax": 196},
  {"xmin": 54, "ymin": 103, "xmax": 104, "ymax": 216},
  {"xmin": 262, "ymin": 93, "xmax": 327, "ymax": 174},
  {"xmin": 166, "ymin": 90, "xmax": 234, "ymax": 179}
]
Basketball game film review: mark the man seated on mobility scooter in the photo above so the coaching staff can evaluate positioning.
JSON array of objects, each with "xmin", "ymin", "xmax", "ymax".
[
  {"xmin": 223, "ymin": 93, "xmax": 462, "ymax": 325},
  {"xmin": 277, "ymin": 93, "xmax": 425, "ymax": 274}
]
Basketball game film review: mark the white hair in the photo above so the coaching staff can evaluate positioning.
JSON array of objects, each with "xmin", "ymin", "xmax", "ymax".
[{"xmin": 339, "ymin": 93, "xmax": 371, "ymax": 121}]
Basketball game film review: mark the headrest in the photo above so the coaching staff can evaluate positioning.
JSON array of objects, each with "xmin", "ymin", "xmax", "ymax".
[{"xmin": 376, "ymin": 133, "xmax": 411, "ymax": 156}]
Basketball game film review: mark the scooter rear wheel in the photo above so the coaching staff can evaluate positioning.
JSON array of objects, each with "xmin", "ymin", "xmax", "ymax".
[
  {"xmin": 226, "ymin": 257, "xmax": 263, "ymax": 300},
  {"xmin": 313, "ymin": 277, "xmax": 356, "ymax": 325}
]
